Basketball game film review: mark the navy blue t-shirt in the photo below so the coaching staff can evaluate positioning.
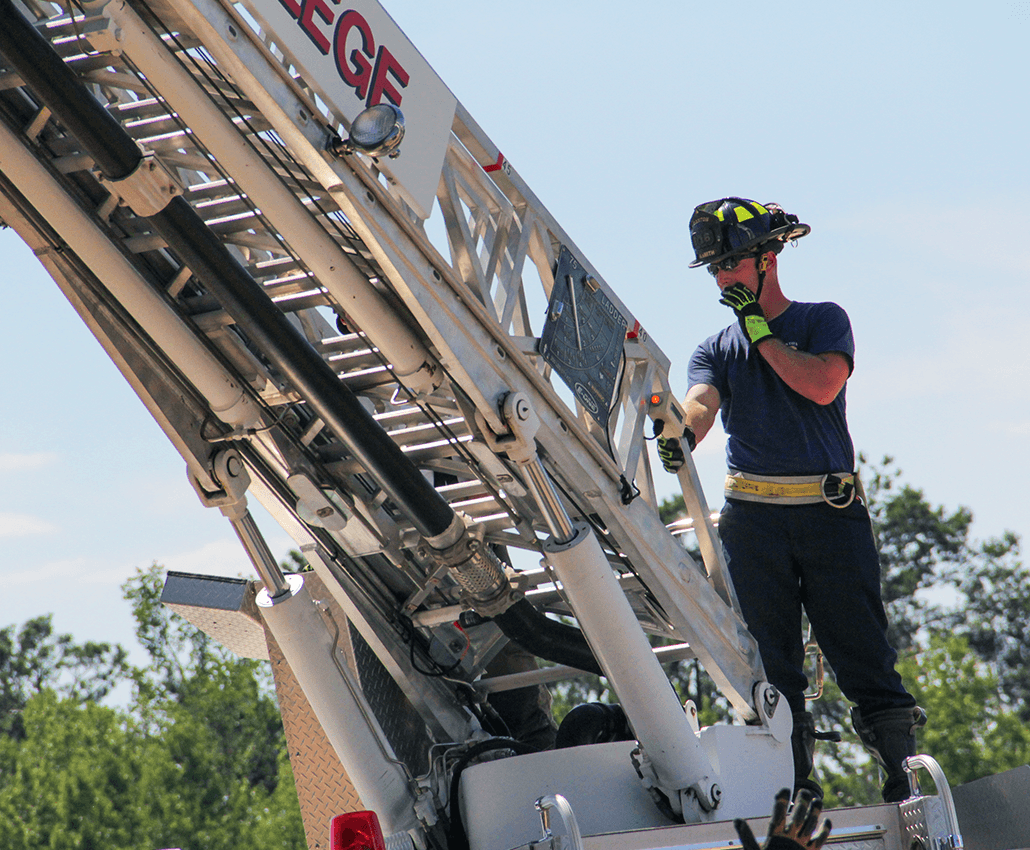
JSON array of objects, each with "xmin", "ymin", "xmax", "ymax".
[{"xmin": 687, "ymin": 301, "xmax": 856, "ymax": 476}]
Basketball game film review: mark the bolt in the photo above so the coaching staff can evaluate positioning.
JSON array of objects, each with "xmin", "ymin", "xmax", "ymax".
[{"xmin": 709, "ymin": 784, "xmax": 722, "ymax": 804}]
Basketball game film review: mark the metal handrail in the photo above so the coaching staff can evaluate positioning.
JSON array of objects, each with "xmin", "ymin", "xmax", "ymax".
[{"xmin": 905, "ymin": 754, "xmax": 964, "ymax": 850}]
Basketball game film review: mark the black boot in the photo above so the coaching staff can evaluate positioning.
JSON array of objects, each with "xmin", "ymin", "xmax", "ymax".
[
  {"xmin": 792, "ymin": 711, "xmax": 841, "ymax": 801},
  {"xmin": 851, "ymin": 705, "xmax": 927, "ymax": 803}
]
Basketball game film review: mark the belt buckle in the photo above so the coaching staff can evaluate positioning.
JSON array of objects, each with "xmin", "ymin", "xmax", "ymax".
[{"xmin": 821, "ymin": 473, "xmax": 855, "ymax": 508}]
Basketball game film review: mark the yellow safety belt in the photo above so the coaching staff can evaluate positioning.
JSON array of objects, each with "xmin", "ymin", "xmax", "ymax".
[{"xmin": 724, "ymin": 471, "xmax": 856, "ymax": 507}]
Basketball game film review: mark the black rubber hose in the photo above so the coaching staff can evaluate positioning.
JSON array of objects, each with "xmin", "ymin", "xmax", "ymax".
[
  {"xmin": 448, "ymin": 738, "xmax": 537, "ymax": 850},
  {"xmin": 495, "ymin": 599, "xmax": 602, "ymax": 676},
  {"xmin": 554, "ymin": 702, "xmax": 632, "ymax": 749},
  {"xmin": 151, "ymin": 196, "xmax": 456, "ymax": 538}
]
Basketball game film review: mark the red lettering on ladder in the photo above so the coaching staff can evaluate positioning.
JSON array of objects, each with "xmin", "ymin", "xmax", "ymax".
[{"xmin": 274, "ymin": 1, "xmax": 410, "ymax": 108}]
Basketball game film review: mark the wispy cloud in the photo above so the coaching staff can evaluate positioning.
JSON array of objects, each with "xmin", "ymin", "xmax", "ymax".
[
  {"xmin": 0, "ymin": 452, "xmax": 58, "ymax": 473},
  {"xmin": 0, "ymin": 512, "xmax": 57, "ymax": 538},
  {"xmin": 0, "ymin": 557, "xmax": 86, "ymax": 585},
  {"xmin": 161, "ymin": 537, "xmax": 263, "ymax": 579},
  {"xmin": 990, "ymin": 420, "xmax": 1030, "ymax": 437}
]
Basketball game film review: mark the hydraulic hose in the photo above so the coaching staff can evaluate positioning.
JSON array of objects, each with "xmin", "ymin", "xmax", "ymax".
[{"xmin": 495, "ymin": 600, "xmax": 602, "ymax": 677}]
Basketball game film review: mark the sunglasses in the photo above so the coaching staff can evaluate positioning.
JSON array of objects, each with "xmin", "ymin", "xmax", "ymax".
[{"xmin": 707, "ymin": 254, "xmax": 756, "ymax": 276}]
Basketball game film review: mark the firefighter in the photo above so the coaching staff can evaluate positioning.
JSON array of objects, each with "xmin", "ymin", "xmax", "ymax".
[{"xmin": 658, "ymin": 197, "xmax": 925, "ymax": 802}]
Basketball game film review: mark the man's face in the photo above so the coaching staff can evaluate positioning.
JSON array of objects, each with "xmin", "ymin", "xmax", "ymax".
[{"xmin": 711, "ymin": 253, "xmax": 762, "ymax": 292}]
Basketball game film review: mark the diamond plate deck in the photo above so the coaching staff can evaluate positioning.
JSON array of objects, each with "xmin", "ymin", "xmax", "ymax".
[{"xmin": 161, "ymin": 571, "xmax": 269, "ymax": 660}]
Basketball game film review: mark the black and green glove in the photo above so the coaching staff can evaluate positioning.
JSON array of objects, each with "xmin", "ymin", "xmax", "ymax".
[
  {"xmin": 719, "ymin": 283, "xmax": 775, "ymax": 345},
  {"xmin": 734, "ymin": 788, "xmax": 832, "ymax": 850},
  {"xmin": 656, "ymin": 426, "xmax": 696, "ymax": 473}
]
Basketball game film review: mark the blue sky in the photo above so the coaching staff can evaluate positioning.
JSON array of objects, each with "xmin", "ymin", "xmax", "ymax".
[{"xmin": 1, "ymin": 1, "xmax": 1027, "ymax": 660}]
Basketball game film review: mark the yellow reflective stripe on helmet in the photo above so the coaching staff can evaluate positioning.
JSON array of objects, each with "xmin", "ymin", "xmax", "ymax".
[
  {"xmin": 715, "ymin": 200, "xmax": 769, "ymax": 224},
  {"xmin": 731, "ymin": 202, "xmax": 768, "ymax": 223}
]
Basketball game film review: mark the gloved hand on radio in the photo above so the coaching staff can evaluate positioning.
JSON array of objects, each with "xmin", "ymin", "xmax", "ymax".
[
  {"xmin": 719, "ymin": 283, "xmax": 775, "ymax": 345},
  {"xmin": 734, "ymin": 788, "xmax": 832, "ymax": 850}
]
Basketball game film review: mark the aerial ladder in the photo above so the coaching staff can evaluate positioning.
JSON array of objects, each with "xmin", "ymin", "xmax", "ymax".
[{"xmin": 0, "ymin": 0, "xmax": 1019, "ymax": 848}]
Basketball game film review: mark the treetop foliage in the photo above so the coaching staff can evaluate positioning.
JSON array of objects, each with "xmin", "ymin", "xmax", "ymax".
[
  {"xmin": 0, "ymin": 563, "xmax": 305, "ymax": 850},
  {"xmin": 0, "ymin": 614, "xmax": 127, "ymax": 740}
]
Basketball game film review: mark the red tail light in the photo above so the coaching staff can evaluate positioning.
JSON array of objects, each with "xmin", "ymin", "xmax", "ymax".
[{"xmin": 331, "ymin": 811, "xmax": 387, "ymax": 850}]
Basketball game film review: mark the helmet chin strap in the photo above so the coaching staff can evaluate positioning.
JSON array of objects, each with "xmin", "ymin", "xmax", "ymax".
[{"xmin": 754, "ymin": 255, "xmax": 768, "ymax": 302}]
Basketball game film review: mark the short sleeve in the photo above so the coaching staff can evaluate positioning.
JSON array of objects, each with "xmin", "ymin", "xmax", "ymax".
[{"xmin": 687, "ymin": 330, "xmax": 732, "ymax": 395}]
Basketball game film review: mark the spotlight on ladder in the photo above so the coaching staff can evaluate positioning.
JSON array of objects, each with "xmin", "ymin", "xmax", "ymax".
[{"xmin": 329, "ymin": 104, "xmax": 405, "ymax": 159}]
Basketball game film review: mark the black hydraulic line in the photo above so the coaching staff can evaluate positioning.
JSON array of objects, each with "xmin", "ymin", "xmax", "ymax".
[
  {"xmin": 495, "ymin": 600, "xmax": 603, "ymax": 677},
  {"xmin": 152, "ymin": 196, "xmax": 456, "ymax": 538},
  {"xmin": 447, "ymin": 738, "xmax": 537, "ymax": 850},
  {"xmin": 0, "ymin": 0, "xmax": 603, "ymax": 672},
  {"xmin": 554, "ymin": 702, "xmax": 632, "ymax": 749}
]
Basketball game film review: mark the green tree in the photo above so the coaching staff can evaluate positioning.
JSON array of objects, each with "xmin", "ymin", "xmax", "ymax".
[
  {"xmin": 902, "ymin": 634, "xmax": 1030, "ymax": 784},
  {"xmin": 819, "ymin": 632, "xmax": 1030, "ymax": 808},
  {"xmin": 862, "ymin": 456, "xmax": 971, "ymax": 649},
  {"xmin": 0, "ymin": 615, "xmax": 127, "ymax": 739},
  {"xmin": 125, "ymin": 563, "xmax": 298, "ymax": 801},
  {"xmin": 0, "ymin": 564, "xmax": 306, "ymax": 849},
  {"xmin": 658, "ymin": 494, "xmax": 686, "ymax": 525},
  {"xmin": 0, "ymin": 685, "xmax": 305, "ymax": 850},
  {"xmin": 0, "ymin": 690, "xmax": 157, "ymax": 849},
  {"xmin": 944, "ymin": 531, "xmax": 1029, "ymax": 720}
]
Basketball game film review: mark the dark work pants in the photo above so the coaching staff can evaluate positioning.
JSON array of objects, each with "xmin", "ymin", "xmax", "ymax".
[{"xmin": 718, "ymin": 498, "xmax": 915, "ymax": 716}]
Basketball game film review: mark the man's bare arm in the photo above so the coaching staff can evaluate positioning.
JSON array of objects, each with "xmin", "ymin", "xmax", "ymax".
[
  {"xmin": 683, "ymin": 383, "xmax": 722, "ymax": 443},
  {"xmin": 756, "ymin": 342, "xmax": 850, "ymax": 406}
]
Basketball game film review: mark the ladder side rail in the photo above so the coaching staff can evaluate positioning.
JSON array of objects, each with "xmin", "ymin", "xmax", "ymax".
[{"xmin": 0, "ymin": 161, "xmax": 231, "ymax": 497}]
